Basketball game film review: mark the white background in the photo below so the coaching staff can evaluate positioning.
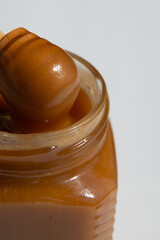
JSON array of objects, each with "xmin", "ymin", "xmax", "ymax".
[{"xmin": 0, "ymin": 0, "xmax": 160, "ymax": 239}]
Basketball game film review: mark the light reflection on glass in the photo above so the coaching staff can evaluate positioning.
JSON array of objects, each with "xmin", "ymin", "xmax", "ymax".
[
  {"xmin": 65, "ymin": 174, "xmax": 94, "ymax": 199},
  {"xmin": 72, "ymin": 138, "xmax": 87, "ymax": 150},
  {"xmin": 65, "ymin": 175, "xmax": 78, "ymax": 183},
  {"xmin": 52, "ymin": 65, "xmax": 62, "ymax": 73},
  {"xmin": 81, "ymin": 189, "xmax": 94, "ymax": 199}
]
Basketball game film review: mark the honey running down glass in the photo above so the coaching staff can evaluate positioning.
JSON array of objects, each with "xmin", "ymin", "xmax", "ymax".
[{"xmin": 0, "ymin": 52, "xmax": 117, "ymax": 240}]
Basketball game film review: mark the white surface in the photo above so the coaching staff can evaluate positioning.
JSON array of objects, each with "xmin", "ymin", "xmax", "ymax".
[{"xmin": 0, "ymin": 0, "xmax": 160, "ymax": 239}]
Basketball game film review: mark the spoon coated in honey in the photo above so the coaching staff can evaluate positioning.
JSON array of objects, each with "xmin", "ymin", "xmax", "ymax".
[{"xmin": 0, "ymin": 28, "xmax": 80, "ymax": 122}]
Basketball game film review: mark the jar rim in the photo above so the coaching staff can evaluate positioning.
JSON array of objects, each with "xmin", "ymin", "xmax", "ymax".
[{"xmin": 0, "ymin": 51, "xmax": 109, "ymax": 150}]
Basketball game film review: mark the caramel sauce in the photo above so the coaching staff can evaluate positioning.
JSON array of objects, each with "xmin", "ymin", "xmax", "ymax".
[
  {"xmin": 0, "ymin": 49, "xmax": 117, "ymax": 239},
  {"xmin": 0, "ymin": 28, "xmax": 80, "ymax": 121},
  {"xmin": 0, "ymin": 88, "xmax": 92, "ymax": 134},
  {"xmin": 0, "ymin": 120, "xmax": 117, "ymax": 240}
]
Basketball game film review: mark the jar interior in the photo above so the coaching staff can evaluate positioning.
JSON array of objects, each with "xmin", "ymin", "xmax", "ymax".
[{"xmin": 0, "ymin": 52, "xmax": 108, "ymax": 152}]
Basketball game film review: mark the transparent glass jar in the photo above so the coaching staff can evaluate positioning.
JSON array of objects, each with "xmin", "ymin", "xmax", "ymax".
[{"xmin": 0, "ymin": 52, "xmax": 117, "ymax": 240}]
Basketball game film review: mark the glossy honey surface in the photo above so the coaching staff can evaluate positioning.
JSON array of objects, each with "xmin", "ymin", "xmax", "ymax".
[
  {"xmin": 0, "ymin": 54, "xmax": 117, "ymax": 240},
  {"xmin": 0, "ymin": 114, "xmax": 117, "ymax": 240},
  {"xmin": 0, "ymin": 28, "xmax": 80, "ymax": 121},
  {"xmin": 0, "ymin": 87, "xmax": 92, "ymax": 134}
]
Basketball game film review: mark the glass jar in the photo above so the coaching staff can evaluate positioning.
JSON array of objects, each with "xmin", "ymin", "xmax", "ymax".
[{"xmin": 0, "ymin": 52, "xmax": 117, "ymax": 240}]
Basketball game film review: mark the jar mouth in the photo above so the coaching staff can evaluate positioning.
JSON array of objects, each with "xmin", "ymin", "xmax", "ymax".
[{"xmin": 0, "ymin": 51, "xmax": 109, "ymax": 151}]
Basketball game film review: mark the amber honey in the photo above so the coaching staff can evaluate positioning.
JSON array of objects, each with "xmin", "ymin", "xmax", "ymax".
[
  {"xmin": 0, "ymin": 52, "xmax": 117, "ymax": 240},
  {"xmin": 10, "ymin": 87, "xmax": 93, "ymax": 134}
]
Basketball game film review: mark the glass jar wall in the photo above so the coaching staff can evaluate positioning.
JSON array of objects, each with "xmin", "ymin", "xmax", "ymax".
[{"xmin": 0, "ymin": 52, "xmax": 117, "ymax": 240}]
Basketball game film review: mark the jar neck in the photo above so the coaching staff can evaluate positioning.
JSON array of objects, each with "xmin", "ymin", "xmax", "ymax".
[
  {"xmin": 0, "ymin": 52, "xmax": 109, "ymax": 177},
  {"xmin": 0, "ymin": 104, "xmax": 109, "ymax": 177}
]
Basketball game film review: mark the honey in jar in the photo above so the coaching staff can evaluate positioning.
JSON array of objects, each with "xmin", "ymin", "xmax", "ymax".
[{"xmin": 0, "ymin": 36, "xmax": 117, "ymax": 239}]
